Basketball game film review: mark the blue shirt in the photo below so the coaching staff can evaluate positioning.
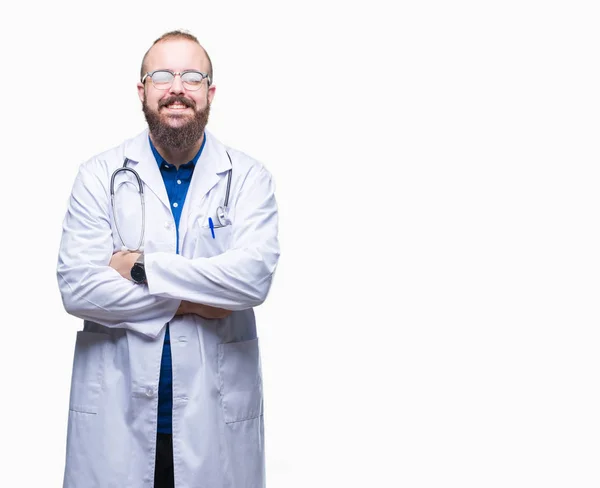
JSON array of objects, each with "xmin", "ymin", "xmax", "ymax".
[{"xmin": 150, "ymin": 135, "xmax": 206, "ymax": 434}]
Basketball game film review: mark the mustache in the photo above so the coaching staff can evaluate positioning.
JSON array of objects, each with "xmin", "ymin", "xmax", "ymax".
[{"xmin": 158, "ymin": 95, "xmax": 196, "ymax": 109}]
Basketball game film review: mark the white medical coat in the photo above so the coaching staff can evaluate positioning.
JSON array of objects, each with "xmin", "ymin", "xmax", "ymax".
[{"xmin": 57, "ymin": 129, "xmax": 280, "ymax": 488}]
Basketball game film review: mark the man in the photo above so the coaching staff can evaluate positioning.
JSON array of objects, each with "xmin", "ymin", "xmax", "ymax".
[{"xmin": 57, "ymin": 30, "xmax": 280, "ymax": 488}]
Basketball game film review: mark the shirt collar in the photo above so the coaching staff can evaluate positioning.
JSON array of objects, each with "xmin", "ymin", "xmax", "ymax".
[{"xmin": 148, "ymin": 133, "xmax": 207, "ymax": 169}]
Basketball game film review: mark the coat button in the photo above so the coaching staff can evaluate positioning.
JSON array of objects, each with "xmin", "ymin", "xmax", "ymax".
[{"xmin": 145, "ymin": 387, "xmax": 153, "ymax": 397}]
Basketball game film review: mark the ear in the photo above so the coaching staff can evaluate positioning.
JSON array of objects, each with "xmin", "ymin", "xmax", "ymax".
[
  {"xmin": 207, "ymin": 84, "xmax": 216, "ymax": 105},
  {"xmin": 137, "ymin": 82, "xmax": 145, "ymax": 104}
]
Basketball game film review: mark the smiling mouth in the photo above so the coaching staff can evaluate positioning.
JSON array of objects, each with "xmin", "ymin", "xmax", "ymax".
[{"xmin": 164, "ymin": 103, "xmax": 190, "ymax": 110}]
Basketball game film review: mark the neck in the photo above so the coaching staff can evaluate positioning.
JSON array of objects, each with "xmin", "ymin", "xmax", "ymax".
[{"xmin": 149, "ymin": 132, "xmax": 205, "ymax": 168}]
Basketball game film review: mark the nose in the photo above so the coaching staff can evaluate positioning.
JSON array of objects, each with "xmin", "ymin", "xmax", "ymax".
[{"xmin": 169, "ymin": 73, "xmax": 185, "ymax": 95}]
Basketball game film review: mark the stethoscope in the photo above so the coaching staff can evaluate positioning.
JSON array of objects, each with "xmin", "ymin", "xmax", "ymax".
[{"xmin": 109, "ymin": 152, "xmax": 233, "ymax": 252}]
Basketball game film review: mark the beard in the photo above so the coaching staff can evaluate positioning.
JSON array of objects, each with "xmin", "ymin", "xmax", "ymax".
[{"xmin": 142, "ymin": 93, "xmax": 210, "ymax": 151}]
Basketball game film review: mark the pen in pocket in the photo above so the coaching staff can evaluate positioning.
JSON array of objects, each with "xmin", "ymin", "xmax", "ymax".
[{"xmin": 208, "ymin": 217, "xmax": 216, "ymax": 239}]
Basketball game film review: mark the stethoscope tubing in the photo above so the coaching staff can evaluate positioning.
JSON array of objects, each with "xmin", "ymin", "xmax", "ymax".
[
  {"xmin": 110, "ymin": 153, "xmax": 233, "ymax": 251},
  {"xmin": 110, "ymin": 159, "xmax": 146, "ymax": 252}
]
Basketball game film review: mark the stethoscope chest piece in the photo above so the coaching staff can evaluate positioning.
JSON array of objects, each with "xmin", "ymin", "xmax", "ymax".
[
  {"xmin": 216, "ymin": 206, "xmax": 228, "ymax": 227},
  {"xmin": 215, "ymin": 153, "xmax": 233, "ymax": 227}
]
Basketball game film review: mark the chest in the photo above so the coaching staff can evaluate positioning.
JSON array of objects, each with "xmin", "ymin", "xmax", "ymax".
[{"xmin": 109, "ymin": 171, "xmax": 234, "ymax": 258}]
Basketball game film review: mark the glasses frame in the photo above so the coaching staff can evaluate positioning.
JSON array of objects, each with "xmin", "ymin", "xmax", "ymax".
[{"xmin": 141, "ymin": 69, "xmax": 212, "ymax": 90}]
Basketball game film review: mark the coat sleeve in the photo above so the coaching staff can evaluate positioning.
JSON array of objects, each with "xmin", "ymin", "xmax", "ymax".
[
  {"xmin": 144, "ymin": 164, "xmax": 280, "ymax": 310},
  {"xmin": 57, "ymin": 161, "xmax": 180, "ymax": 339}
]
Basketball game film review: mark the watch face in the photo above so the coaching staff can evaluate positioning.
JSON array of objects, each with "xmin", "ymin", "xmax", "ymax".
[{"xmin": 131, "ymin": 263, "xmax": 146, "ymax": 283}]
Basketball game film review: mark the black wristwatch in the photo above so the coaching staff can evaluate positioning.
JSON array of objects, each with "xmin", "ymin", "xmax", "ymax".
[{"xmin": 131, "ymin": 254, "xmax": 146, "ymax": 284}]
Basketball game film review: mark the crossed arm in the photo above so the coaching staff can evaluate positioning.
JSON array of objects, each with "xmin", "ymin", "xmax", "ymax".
[{"xmin": 109, "ymin": 250, "xmax": 232, "ymax": 320}]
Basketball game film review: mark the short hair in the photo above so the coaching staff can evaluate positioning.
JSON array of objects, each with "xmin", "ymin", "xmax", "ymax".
[{"xmin": 140, "ymin": 30, "xmax": 213, "ymax": 85}]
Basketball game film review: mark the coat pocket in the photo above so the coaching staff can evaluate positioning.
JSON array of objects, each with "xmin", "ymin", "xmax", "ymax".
[
  {"xmin": 69, "ymin": 331, "xmax": 108, "ymax": 414},
  {"xmin": 193, "ymin": 223, "xmax": 233, "ymax": 258},
  {"xmin": 217, "ymin": 338, "xmax": 263, "ymax": 423}
]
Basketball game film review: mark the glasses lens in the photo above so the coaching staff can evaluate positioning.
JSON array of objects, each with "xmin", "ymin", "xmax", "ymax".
[
  {"xmin": 181, "ymin": 71, "xmax": 204, "ymax": 90},
  {"xmin": 151, "ymin": 71, "xmax": 174, "ymax": 89}
]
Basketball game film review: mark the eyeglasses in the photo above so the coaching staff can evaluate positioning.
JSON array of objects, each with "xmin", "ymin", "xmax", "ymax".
[{"xmin": 141, "ymin": 70, "xmax": 211, "ymax": 91}]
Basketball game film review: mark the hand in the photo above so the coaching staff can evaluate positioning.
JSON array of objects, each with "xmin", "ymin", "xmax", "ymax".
[
  {"xmin": 109, "ymin": 251, "xmax": 141, "ymax": 281},
  {"xmin": 176, "ymin": 301, "xmax": 233, "ymax": 319}
]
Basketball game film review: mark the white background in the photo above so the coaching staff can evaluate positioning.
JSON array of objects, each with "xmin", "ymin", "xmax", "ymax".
[{"xmin": 1, "ymin": 1, "xmax": 599, "ymax": 486}]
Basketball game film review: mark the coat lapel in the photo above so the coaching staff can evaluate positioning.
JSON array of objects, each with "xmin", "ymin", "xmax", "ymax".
[
  {"xmin": 123, "ymin": 130, "xmax": 171, "ymax": 211},
  {"xmin": 179, "ymin": 131, "xmax": 232, "ymax": 248}
]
